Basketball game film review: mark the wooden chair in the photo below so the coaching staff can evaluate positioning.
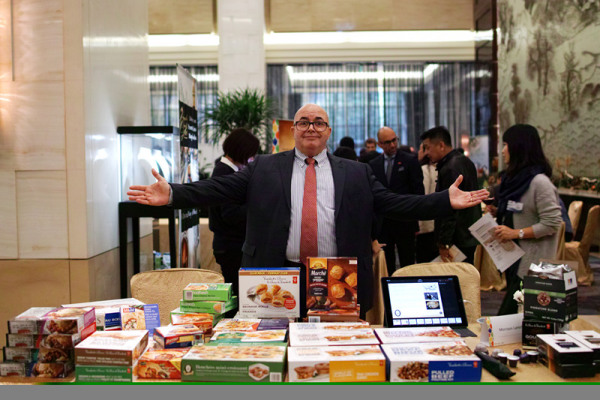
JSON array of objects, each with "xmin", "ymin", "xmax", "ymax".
[
  {"xmin": 567, "ymin": 201, "xmax": 584, "ymax": 237},
  {"xmin": 564, "ymin": 205, "xmax": 599, "ymax": 286},
  {"xmin": 392, "ymin": 262, "xmax": 481, "ymax": 324},
  {"xmin": 131, "ymin": 268, "xmax": 225, "ymax": 326}
]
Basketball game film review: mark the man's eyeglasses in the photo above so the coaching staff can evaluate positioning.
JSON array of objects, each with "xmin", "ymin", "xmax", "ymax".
[
  {"xmin": 294, "ymin": 120, "xmax": 329, "ymax": 132},
  {"xmin": 379, "ymin": 137, "xmax": 398, "ymax": 146}
]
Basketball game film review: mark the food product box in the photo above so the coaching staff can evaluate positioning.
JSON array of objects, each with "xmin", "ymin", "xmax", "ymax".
[
  {"xmin": 3, "ymin": 347, "xmax": 40, "ymax": 363},
  {"xmin": 536, "ymin": 334, "xmax": 595, "ymax": 378},
  {"xmin": 179, "ymin": 296, "xmax": 238, "ymax": 314},
  {"xmin": 382, "ymin": 341, "xmax": 482, "ymax": 382},
  {"xmin": 153, "ymin": 324, "xmax": 204, "ymax": 349},
  {"xmin": 0, "ymin": 362, "xmax": 27, "ymax": 377},
  {"xmin": 170, "ymin": 309, "xmax": 216, "ymax": 332},
  {"xmin": 565, "ymin": 330, "xmax": 600, "ymax": 373},
  {"xmin": 288, "ymin": 322, "xmax": 378, "ymax": 347},
  {"xmin": 307, "ymin": 307, "xmax": 360, "ymax": 322},
  {"xmin": 374, "ymin": 327, "xmax": 461, "ymax": 344},
  {"xmin": 75, "ymin": 330, "xmax": 149, "ymax": 367},
  {"xmin": 181, "ymin": 342, "xmax": 287, "ymax": 382},
  {"xmin": 76, "ymin": 364, "xmax": 136, "ymax": 382},
  {"xmin": 182, "ymin": 283, "xmax": 232, "ymax": 301},
  {"xmin": 213, "ymin": 318, "xmax": 261, "ymax": 332},
  {"xmin": 257, "ymin": 318, "xmax": 289, "ymax": 331},
  {"xmin": 209, "ymin": 330, "xmax": 287, "ymax": 343},
  {"xmin": 63, "ymin": 298, "xmax": 145, "ymax": 331},
  {"xmin": 135, "ymin": 348, "xmax": 189, "ymax": 379},
  {"xmin": 522, "ymin": 319, "xmax": 567, "ymax": 349},
  {"xmin": 307, "ymin": 258, "xmax": 358, "ymax": 311},
  {"xmin": 288, "ymin": 345, "xmax": 386, "ymax": 382},
  {"xmin": 0, "ymin": 362, "xmax": 74, "ymax": 378},
  {"xmin": 120, "ymin": 304, "xmax": 161, "ymax": 334},
  {"xmin": 523, "ymin": 271, "xmax": 577, "ymax": 323},
  {"xmin": 7, "ymin": 307, "xmax": 96, "ymax": 336},
  {"xmin": 5, "ymin": 345, "xmax": 75, "ymax": 363},
  {"xmin": 239, "ymin": 267, "xmax": 300, "ymax": 318},
  {"xmin": 6, "ymin": 332, "xmax": 84, "ymax": 350}
]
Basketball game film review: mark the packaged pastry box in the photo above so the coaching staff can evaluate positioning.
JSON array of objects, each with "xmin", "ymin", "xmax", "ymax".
[
  {"xmin": 153, "ymin": 324, "xmax": 204, "ymax": 349},
  {"xmin": 288, "ymin": 322, "xmax": 379, "ymax": 347},
  {"xmin": 209, "ymin": 330, "xmax": 287, "ymax": 343},
  {"xmin": 62, "ymin": 298, "xmax": 145, "ymax": 331},
  {"xmin": 182, "ymin": 283, "xmax": 233, "ymax": 301},
  {"xmin": 181, "ymin": 342, "xmax": 287, "ymax": 382},
  {"xmin": 0, "ymin": 361, "xmax": 74, "ymax": 378},
  {"xmin": 135, "ymin": 348, "xmax": 190, "ymax": 380},
  {"xmin": 76, "ymin": 364, "xmax": 136, "ymax": 382},
  {"xmin": 536, "ymin": 334, "xmax": 596, "ymax": 378},
  {"xmin": 213, "ymin": 318, "xmax": 262, "ymax": 332},
  {"xmin": 120, "ymin": 304, "xmax": 161, "ymax": 334},
  {"xmin": 4, "ymin": 346, "xmax": 73, "ymax": 363},
  {"xmin": 374, "ymin": 327, "xmax": 461, "ymax": 344},
  {"xmin": 381, "ymin": 341, "xmax": 482, "ymax": 382},
  {"xmin": 306, "ymin": 307, "xmax": 360, "ymax": 322},
  {"xmin": 288, "ymin": 345, "xmax": 386, "ymax": 383},
  {"xmin": 7, "ymin": 306, "xmax": 96, "ymax": 337},
  {"xmin": 74, "ymin": 330, "xmax": 149, "ymax": 367},
  {"xmin": 6, "ymin": 332, "xmax": 84, "ymax": 350},
  {"xmin": 179, "ymin": 296, "xmax": 238, "ymax": 314},
  {"xmin": 170, "ymin": 308, "xmax": 218, "ymax": 332},
  {"xmin": 307, "ymin": 258, "xmax": 358, "ymax": 312},
  {"xmin": 238, "ymin": 267, "xmax": 300, "ymax": 318}
]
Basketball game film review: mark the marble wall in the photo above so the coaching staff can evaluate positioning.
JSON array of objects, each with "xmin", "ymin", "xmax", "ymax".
[{"xmin": 498, "ymin": 0, "xmax": 600, "ymax": 177}]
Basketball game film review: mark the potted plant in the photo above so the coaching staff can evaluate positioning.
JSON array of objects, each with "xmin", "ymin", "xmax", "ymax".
[{"xmin": 202, "ymin": 88, "xmax": 277, "ymax": 153}]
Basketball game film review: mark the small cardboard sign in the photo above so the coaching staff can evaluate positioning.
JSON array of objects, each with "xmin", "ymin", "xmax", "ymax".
[{"xmin": 478, "ymin": 313, "xmax": 523, "ymax": 346}]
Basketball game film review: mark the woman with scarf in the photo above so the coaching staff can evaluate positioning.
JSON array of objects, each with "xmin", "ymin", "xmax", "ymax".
[{"xmin": 493, "ymin": 124, "xmax": 562, "ymax": 315}]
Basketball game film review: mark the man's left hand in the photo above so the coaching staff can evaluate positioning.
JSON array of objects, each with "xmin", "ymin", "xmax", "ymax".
[{"xmin": 448, "ymin": 175, "xmax": 489, "ymax": 209}]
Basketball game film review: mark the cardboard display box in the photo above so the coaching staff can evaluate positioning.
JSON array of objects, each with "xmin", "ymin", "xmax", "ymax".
[
  {"xmin": 182, "ymin": 283, "xmax": 232, "ymax": 302},
  {"xmin": 374, "ymin": 327, "xmax": 461, "ymax": 344},
  {"xmin": 536, "ymin": 334, "xmax": 595, "ymax": 378},
  {"xmin": 288, "ymin": 345, "xmax": 386, "ymax": 383},
  {"xmin": 307, "ymin": 258, "xmax": 358, "ymax": 312},
  {"xmin": 76, "ymin": 364, "xmax": 136, "ymax": 382},
  {"xmin": 7, "ymin": 307, "xmax": 96, "ymax": 336},
  {"xmin": 63, "ymin": 298, "xmax": 145, "ymax": 331},
  {"xmin": 288, "ymin": 322, "xmax": 378, "ymax": 347},
  {"xmin": 523, "ymin": 271, "xmax": 577, "ymax": 323},
  {"xmin": 170, "ymin": 309, "xmax": 217, "ymax": 333},
  {"xmin": 135, "ymin": 348, "xmax": 190, "ymax": 379},
  {"xmin": 75, "ymin": 330, "xmax": 149, "ymax": 367},
  {"xmin": 120, "ymin": 304, "xmax": 160, "ymax": 335},
  {"xmin": 153, "ymin": 325, "xmax": 204, "ymax": 349},
  {"xmin": 6, "ymin": 331, "xmax": 86, "ymax": 350},
  {"xmin": 306, "ymin": 307, "xmax": 360, "ymax": 322},
  {"xmin": 238, "ymin": 267, "xmax": 300, "ymax": 319},
  {"xmin": 209, "ymin": 330, "xmax": 287, "ymax": 343},
  {"xmin": 181, "ymin": 343, "xmax": 287, "ymax": 383},
  {"xmin": 564, "ymin": 330, "xmax": 600, "ymax": 372},
  {"xmin": 381, "ymin": 341, "xmax": 481, "ymax": 382},
  {"xmin": 213, "ymin": 319, "xmax": 261, "ymax": 332},
  {"xmin": 522, "ymin": 319, "xmax": 568, "ymax": 349},
  {"xmin": 179, "ymin": 296, "xmax": 238, "ymax": 314},
  {"xmin": 0, "ymin": 361, "xmax": 73, "ymax": 378}
]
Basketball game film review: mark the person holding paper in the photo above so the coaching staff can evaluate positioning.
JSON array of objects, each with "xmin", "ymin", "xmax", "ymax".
[{"xmin": 493, "ymin": 124, "xmax": 562, "ymax": 315}]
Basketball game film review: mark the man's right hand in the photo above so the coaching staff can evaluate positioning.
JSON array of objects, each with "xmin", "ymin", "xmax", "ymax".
[{"xmin": 127, "ymin": 169, "xmax": 170, "ymax": 206}]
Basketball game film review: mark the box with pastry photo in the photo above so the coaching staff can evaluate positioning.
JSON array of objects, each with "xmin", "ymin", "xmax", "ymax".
[
  {"xmin": 238, "ymin": 267, "xmax": 300, "ymax": 318},
  {"xmin": 307, "ymin": 257, "xmax": 358, "ymax": 312},
  {"xmin": 179, "ymin": 296, "xmax": 238, "ymax": 314},
  {"xmin": 135, "ymin": 348, "xmax": 190, "ymax": 380},
  {"xmin": 288, "ymin": 322, "xmax": 379, "ymax": 347},
  {"xmin": 288, "ymin": 345, "xmax": 386, "ymax": 382},
  {"xmin": 7, "ymin": 306, "xmax": 96, "ymax": 337},
  {"xmin": 74, "ymin": 330, "xmax": 149, "ymax": 367},
  {"xmin": 209, "ymin": 329, "xmax": 287, "ymax": 343}
]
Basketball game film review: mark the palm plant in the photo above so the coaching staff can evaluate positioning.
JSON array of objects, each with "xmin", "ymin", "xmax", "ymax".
[{"xmin": 202, "ymin": 88, "xmax": 277, "ymax": 153}]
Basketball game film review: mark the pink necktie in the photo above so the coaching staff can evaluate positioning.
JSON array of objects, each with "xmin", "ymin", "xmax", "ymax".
[{"xmin": 300, "ymin": 157, "xmax": 318, "ymax": 265}]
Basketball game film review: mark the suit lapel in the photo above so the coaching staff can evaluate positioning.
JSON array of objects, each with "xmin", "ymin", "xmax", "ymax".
[
  {"xmin": 328, "ymin": 153, "xmax": 345, "ymax": 219},
  {"xmin": 279, "ymin": 150, "xmax": 295, "ymax": 211}
]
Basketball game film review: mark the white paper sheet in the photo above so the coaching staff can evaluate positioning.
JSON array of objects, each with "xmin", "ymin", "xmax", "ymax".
[{"xmin": 431, "ymin": 245, "xmax": 467, "ymax": 263}]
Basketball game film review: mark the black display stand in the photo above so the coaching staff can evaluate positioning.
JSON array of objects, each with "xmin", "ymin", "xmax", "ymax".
[{"xmin": 119, "ymin": 201, "xmax": 177, "ymax": 297}]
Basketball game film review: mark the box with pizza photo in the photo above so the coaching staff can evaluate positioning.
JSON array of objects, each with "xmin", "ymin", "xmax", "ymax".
[
  {"xmin": 288, "ymin": 322, "xmax": 378, "ymax": 347},
  {"xmin": 374, "ymin": 327, "xmax": 461, "ymax": 344},
  {"xmin": 238, "ymin": 267, "xmax": 300, "ymax": 318}
]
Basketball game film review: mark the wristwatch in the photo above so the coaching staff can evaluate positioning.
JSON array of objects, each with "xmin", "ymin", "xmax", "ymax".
[{"xmin": 518, "ymin": 229, "xmax": 525, "ymax": 240}]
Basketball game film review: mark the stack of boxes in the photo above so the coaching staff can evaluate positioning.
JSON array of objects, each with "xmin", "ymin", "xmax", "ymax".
[
  {"xmin": 62, "ymin": 299, "xmax": 145, "ymax": 331},
  {"xmin": 1, "ymin": 307, "xmax": 96, "ymax": 378},
  {"xmin": 171, "ymin": 283, "xmax": 237, "ymax": 333}
]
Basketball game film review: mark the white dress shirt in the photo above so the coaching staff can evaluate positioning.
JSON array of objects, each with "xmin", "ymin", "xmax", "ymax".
[{"xmin": 286, "ymin": 148, "xmax": 337, "ymax": 262}]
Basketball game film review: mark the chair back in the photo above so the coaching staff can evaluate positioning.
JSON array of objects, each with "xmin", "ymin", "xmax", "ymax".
[
  {"xmin": 365, "ymin": 250, "xmax": 388, "ymax": 325},
  {"xmin": 392, "ymin": 262, "xmax": 481, "ymax": 324},
  {"xmin": 474, "ymin": 245, "xmax": 506, "ymax": 291},
  {"xmin": 555, "ymin": 221, "xmax": 566, "ymax": 259},
  {"xmin": 579, "ymin": 205, "xmax": 600, "ymax": 265},
  {"xmin": 131, "ymin": 268, "xmax": 225, "ymax": 326},
  {"xmin": 568, "ymin": 201, "xmax": 583, "ymax": 235}
]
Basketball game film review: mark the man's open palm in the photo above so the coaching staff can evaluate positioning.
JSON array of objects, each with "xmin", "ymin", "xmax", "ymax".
[{"xmin": 127, "ymin": 169, "xmax": 170, "ymax": 206}]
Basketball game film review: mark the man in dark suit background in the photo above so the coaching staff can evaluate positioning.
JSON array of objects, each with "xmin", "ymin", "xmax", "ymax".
[
  {"xmin": 370, "ymin": 127, "xmax": 424, "ymax": 274},
  {"xmin": 128, "ymin": 104, "xmax": 489, "ymax": 317}
]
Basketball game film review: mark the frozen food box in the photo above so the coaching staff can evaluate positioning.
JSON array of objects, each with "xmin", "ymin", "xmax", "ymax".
[
  {"xmin": 170, "ymin": 309, "xmax": 216, "ymax": 332},
  {"xmin": 135, "ymin": 348, "xmax": 190, "ymax": 380},
  {"xmin": 120, "ymin": 304, "xmax": 160, "ymax": 334},
  {"xmin": 6, "ymin": 332, "xmax": 85, "ymax": 350},
  {"xmin": 153, "ymin": 324, "xmax": 204, "ymax": 349},
  {"xmin": 75, "ymin": 330, "xmax": 149, "ymax": 366},
  {"xmin": 181, "ymin": 342, "xmax": 287, "ymax": 383},
  {"xmin": 382, "ymin": 341, "xmax": 482, "ymax": 382},
  {"xmin": 3, "ymin": 347, "xmax": 40, "ymax": 363},
  {"xmin": 213, "ymin": 318, "xmax": 261, "ymax": 332},
  {"xmin": 288, "ymin": 322, "xmax": 378, "ymax": 347},
  {"xmin": 307, "ymin": 307, "xmax": 360, "ymax": 322},
  {"xmin": 307, "ymin": 257, "xmax": 358, "ymax": 311},
  {"xmin": 374, "ymin": 327, "xmax": 461, "ymax": 344},
  {"xmin": 0, "ymin": 362, "xmax": 73, "ymax": 378},
  {"xmin": 288, "ymin": 345, "xmax": 386, "ymax": 382},
  {"xmin": 239, "ymin": 267, "xmax": 300, "ymax": 318},
  {"xmin": 0, "ymin": 362, "xmax": 27, "ymax": 377},
  {"xmin": 257, "ymin": 318, "xmax": 290, "ymax": 331},
  {"xmin": 210, "ymin": 330, "xmax": 287, "ymax": 343},
  {"xmin": 63, "ymin": 298, "xmax": 145, "ymax": 331},
  {"xmin": 7, "ymin": 307, "xmax": 96, "ymax": 336},
  {"xmin": 3, "ymin": 346, "xmax": 73, "ymax": 363},
  {"xmin": 76, "ymin": 364, "xmax": 136, "ymax": 382},
  {"xmin": 182, "ymin": 283, "xmax": 232, "ymax": 301},
  {"xmin": 179, "ymin": 296, "xmax": 238, "ymax": 314}
]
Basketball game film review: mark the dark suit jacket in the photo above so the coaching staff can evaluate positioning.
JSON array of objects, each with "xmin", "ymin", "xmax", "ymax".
[
  {"xmin": 208, "ymin": 158, "xmax": 247, "ymax": 252},
  {"xmin": 369, "ymin": 151, "xmax": 425, "ymax": 232},
  {"xmin": 171, "ymin": 150, "xmax": 452, "ymax": 312}
]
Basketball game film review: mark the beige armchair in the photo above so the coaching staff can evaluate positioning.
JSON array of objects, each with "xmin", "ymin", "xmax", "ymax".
[
  {"xmin": 365, "ymin": 250, "xmax": 388, "ymax": 325},
  {"xmin": 567, "ymin": 201, "xmax": 584, "ymax": 237},
  {"xmin": 474, "ymin": 245, "xmax": 506, "ymax": 291},
  {"xmin": 564, "ymin": 205, "xmax": 599, "ymax": 286},
  {"xmin": 131, "ymin": 268, "xmax": 225, "ymax": 326},
  {"xmin": 392, "ymin": 262, "xmax": 481, "ymax": 324}
]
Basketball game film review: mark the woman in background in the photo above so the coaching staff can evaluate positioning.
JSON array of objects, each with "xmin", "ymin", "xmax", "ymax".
[
  {"xmin": 493, "ymin": 124, "xmax": 562, "ymax": 315},
  {"xmin": 209, "ymin": 128, "xmax": 260, "ymax": 296}
]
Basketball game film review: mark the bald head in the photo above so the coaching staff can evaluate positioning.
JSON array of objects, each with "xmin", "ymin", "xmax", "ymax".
[
  {"xmin": 294, "ymin": 104, "xmax": 329, "ymax": 123},
  {"xmin": 292, "ymin": 104, "xmax": 332, "ymax": 157},
  {"xmin": 377, "ymin": 126, "xmax": 398, "ymax": 156}
]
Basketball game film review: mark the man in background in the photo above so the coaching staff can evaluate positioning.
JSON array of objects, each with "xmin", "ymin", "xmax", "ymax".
[
  {"xmin": 369, "ymin": 127, "xmax": 424, "ymax": 274},
  {"xmin": 421, "ymin": 126, "xmax": 481, "ymax": 264}
]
